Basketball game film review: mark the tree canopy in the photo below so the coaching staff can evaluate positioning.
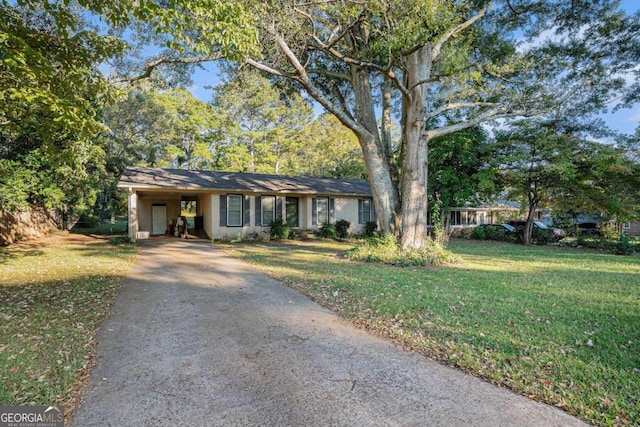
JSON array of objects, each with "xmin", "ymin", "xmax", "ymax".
[
  {"xmin": 0, "ymin": 0, "xmax": 125, "ymax": 212},
  {"xmin": 495, "ymin": 117, "xmax": 640, "ymax": 243},
  {"xmin": 114, "ymin": 0, "xmax": 639, "ymax": 248}
]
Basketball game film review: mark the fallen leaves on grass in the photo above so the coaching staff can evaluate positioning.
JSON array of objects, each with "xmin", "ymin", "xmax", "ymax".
[{"xmin": 0, "ymin": 232, "xmax": 136, "ymax": 420}]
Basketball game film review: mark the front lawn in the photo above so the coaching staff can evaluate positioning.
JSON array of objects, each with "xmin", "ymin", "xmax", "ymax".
[
  {"xmin": 228, "ymin": 239, "xmax": 640, "ymax": 426},
  {"xmin": 0, "ymin": 232, "xmax": 137, "ymax": 418}
]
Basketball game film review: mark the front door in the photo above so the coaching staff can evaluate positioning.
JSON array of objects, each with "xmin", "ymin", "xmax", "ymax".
[{"xmin": 152, "ymin": 205, "xmax": 167, "ymax": 235}]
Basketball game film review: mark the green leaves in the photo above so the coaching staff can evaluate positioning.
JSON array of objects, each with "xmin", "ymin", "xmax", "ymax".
[
  {"xmin": 210, "ymin": 69, "xmax": 315, "ymax": 174},
  {"xmin": 128, "ymin": 0, "xmax": 259, "ymax": 59},
  {"xmin": 0, "ymin": 1, "xmax": 124, "ymax": 173},
  {"xmin": 429, "ymin": 126, "xmax": 498, "ymax": 210},
  {"xmin": 495, "ymin": 118, "xmax": 639, "ymax": 229},
  {"xmin": 0, "ymin": 0, "xmax": 117, "ymax": 212}
]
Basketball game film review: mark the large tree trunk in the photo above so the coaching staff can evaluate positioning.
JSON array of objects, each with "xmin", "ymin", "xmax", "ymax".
[
  {"xmin": 399, "ymin": 47, "xmax": 430, "ymax": 250},
  {"xmin": 400, "ymin": 104, "xmax": 429, "ymax": 249},
  {"xmin": 523, "ymin": 191, "xmax": 540, "ymax": 245},
  {"xmin": 351, "ymin": 65, "xmax": 400, "ymax": 236},
  {"xmin": 524, "ymin": 204, "xmax": 537, "ymax": 245}
]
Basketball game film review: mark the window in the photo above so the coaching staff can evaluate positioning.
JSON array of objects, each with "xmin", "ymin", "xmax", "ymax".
[
  {"xmin": 359, "ymin": 199, "xmax": 372, "ymax": 224},
  {"xmin": 623, "ymin": 222, "xmax": 631, "ymax": 230},
  {"xmin": 317, "ymin": 197, "xmax": 329, "ymax": 225},
  {"xmin": 261, "ymin": 196, "xmax": 276, "ymax": 226},
  {"xmin": 449, "ymin": 211, "xmax": 479, "ymax": 226},
  {"xmin": 313, "ymin": 197, "xmax": 334, "ymax": 226},
  {"xmin": 227, "ymin": 195, "xmax": 243, "ymax": 227},
  {"xmin": 286, "ymin": 197, "xmax": 298, "ymax": 227},
  {"xmin": 466, "ymin": 211, "xmax": 476, "ymax": 225},
  {"xmin": 449, "ymin": 210, "xmax": 462, "ymax": 226}
]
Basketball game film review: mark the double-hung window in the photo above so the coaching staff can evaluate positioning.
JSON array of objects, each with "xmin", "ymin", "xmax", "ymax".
[
  {"xmin": 316, "ymin": 197, "xmax": 329, "ymax": 225},
  {"xmin": 261, "ymin": 196, "xmax": 276, "ymax": 226},
  {"xmin": 358, "ymin": 199, "xmax": 372, "ymax": 224},
  {"xmin": 227, "ymin": 195, "xmax": 243, "ymax": 227}
]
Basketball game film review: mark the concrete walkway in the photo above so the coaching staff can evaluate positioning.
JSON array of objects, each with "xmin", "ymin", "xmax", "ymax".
[{"xmin": 71, "ymin": 239, "xmax": 587, "ymax": 426}]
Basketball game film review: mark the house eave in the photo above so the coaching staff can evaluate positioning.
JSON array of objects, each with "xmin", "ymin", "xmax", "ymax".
[
  {"xmin": 117, "ymin": 183, "xmax": 371, "ymax": 198},
  {"xmin": 117, "ymin": 166, "xmax": 373, "ymax": 198}
]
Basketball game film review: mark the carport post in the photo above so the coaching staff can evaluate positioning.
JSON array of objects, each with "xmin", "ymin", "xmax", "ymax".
[{"xmin": 128, "ymin": 188, "xmax": 138, "ymax": 242}]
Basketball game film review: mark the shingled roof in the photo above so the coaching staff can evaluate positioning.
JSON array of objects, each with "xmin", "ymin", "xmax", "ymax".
[{"xmin": 118, "ymin": 166, "xmax": 372, "ymax": 197}]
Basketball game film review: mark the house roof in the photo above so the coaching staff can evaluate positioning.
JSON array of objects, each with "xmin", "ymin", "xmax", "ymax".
[
  {"xmin": 475, "ymin": 200, "xmax": 521, "ymax": 210},
  {"xmin": 117, "ymin": 166, "xmax": 372, "ymax": 197}
]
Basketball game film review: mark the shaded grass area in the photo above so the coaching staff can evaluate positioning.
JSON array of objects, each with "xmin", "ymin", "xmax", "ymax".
[
  {"xmin": 70, "ymin": 219, "xmax": 128, "ymax": 235},
  {"xmin": 227, "ymin": 239, "xmax": 640, "ymax": 426},
  {"xmin": 0, "ymin": 232, "xmax": 137, "ymax": 418}
]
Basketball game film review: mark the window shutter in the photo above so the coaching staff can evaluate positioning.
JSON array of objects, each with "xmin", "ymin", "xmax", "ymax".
[
  {"xmin": 255, "ymin": 196, "xmax": 262, "ymax": 226},
  {"xmin": 244, "ymin": 195, "xmax": 250, "ymax": 226},
  {"xmin": 219, "ymin": 195, "xmax": 227, "ymax": 227},
  {"xmin": 372, "ymin": 199, "xmax": 377, "ymax": 222},
  {"xmin": 329, "ymin": 198, "xmax": 335, "ymax": 223},
  {"xmin": 276, "ymin": 197, "xmax": 283, "ymax": 220},
  {"xmin": 312, "ymin": 198, "xmax": 317, "ymax": 226},
  {"xmin": 358, "ymin": 199, "xmax": 364, "ymax": 224}
]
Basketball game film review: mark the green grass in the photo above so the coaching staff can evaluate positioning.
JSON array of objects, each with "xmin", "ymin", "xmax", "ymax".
[
  {"xmin": 227, "ymin": 239, "xmax": 640, "ymax": 426},
  {"xmin": 0, "ymin": 232, "xmax": 137, "ymax": 416}
]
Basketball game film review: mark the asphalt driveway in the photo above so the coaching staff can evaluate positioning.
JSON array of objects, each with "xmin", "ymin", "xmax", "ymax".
[{"xmin": 70, "ymin": 238, "xmax": 587, "ymax": 426}]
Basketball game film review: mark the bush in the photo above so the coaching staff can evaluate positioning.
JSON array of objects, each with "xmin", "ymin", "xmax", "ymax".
[
  {"xmin": 364, "ymin": 221, "xmax": 378, "ymax": 237},
  {"xmin": 347, "ymin": 234, "xmax": 398, "ymax": 263},
  {"xmin": 470, "ymin": 227, "xmax": 485, "ymax": 240},
  {"xmin": 613, "ymin": 234, "xmax": 633, "ymax": 256},
  {"xmin": 109, "ymin": 235, "xmax": 131, "ymax": 245},
  {"xmin": 469, "ymin": 226, "xmax": 518, "ymax": 242},
  {"xmin": 568, "ymin": 234, "xmax": 639, "ymax": 255},
  {"xmin": 347, "ymin": 234, "xmax": 460, "ymax": 267},
  {"xmin": 601, "ymin": 225, "xmax": 621, "ymax": 240},
  {"xmin": 335, "ymin": 219, "xmax": 351, "ymax": 239},
  {"xmin": 269, "ymin": 219, "xmax": 290, "ymax": 240},
  {"xmin": 75, "ymin": 213, "xmax": 100, "ymax": 228},
  {"xmin": 531, "ymin": 227, "xmax": 555, "ymax": 245},
  {"xmin": 317, "ymin": 223, "xmax": 337, "ymax": 238}
]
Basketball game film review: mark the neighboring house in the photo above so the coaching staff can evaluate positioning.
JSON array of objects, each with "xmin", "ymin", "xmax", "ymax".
[
  {"xmin": 622, "ymin": 221, "xmax": 640, "ymax": 236},
  {"xmin": 118, "ymin": 166, "xmax": 376, "ymax": 242},
  {"xmin": 445, "ymin": 200, "xmax": 548, "ymax": 229},
  {"xmin": 565, "ymin": 213, "xmax": 640, "ymax": 237}
]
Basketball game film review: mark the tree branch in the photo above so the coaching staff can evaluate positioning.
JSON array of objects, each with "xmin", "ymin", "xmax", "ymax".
[
  {"xmin": 431, "ymin": 7, "xmax": 487, "ymax": 63},
  {"xmin": 295, "ymin": 6, "xmax": 364, "ymax": 51},
  {"xmin": 306, "ymin": 68, "xmax": 351, "ymax": 81},
  {"xmin": 270, "ymin": 31, "xmax": 369, "ymax": 139},
  {"xmin": 310, "ymin": 34, "xmax": 387, "ymax": 73},
  {"xmin": 425, "ymin": 101, "xmax": 499, "ymax": 120},
  {"xmin": 111, "ymin": 54, "xmax": 223, "ymax": 83},
  {"xmin": 244, "ymin": 58, "xmax": 285, "ymax": 77},
  {"xmin": 426, "ymin": 106, "xmax": 532, "ymax": 140}
]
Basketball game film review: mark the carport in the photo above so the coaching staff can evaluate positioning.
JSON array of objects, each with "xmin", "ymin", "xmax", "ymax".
[{"xmin": 126, "ymin": 188, "xmax": 210, "ymax": 240}]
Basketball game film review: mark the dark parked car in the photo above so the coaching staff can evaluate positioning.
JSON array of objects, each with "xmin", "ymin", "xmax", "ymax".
[
  {"xmin": 476, "ymin": 223, "xmax": 516, "ymax": 234},
  {"xmin": 508, "ymin": 220, "xmax": 566, "ymax": 240}
]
